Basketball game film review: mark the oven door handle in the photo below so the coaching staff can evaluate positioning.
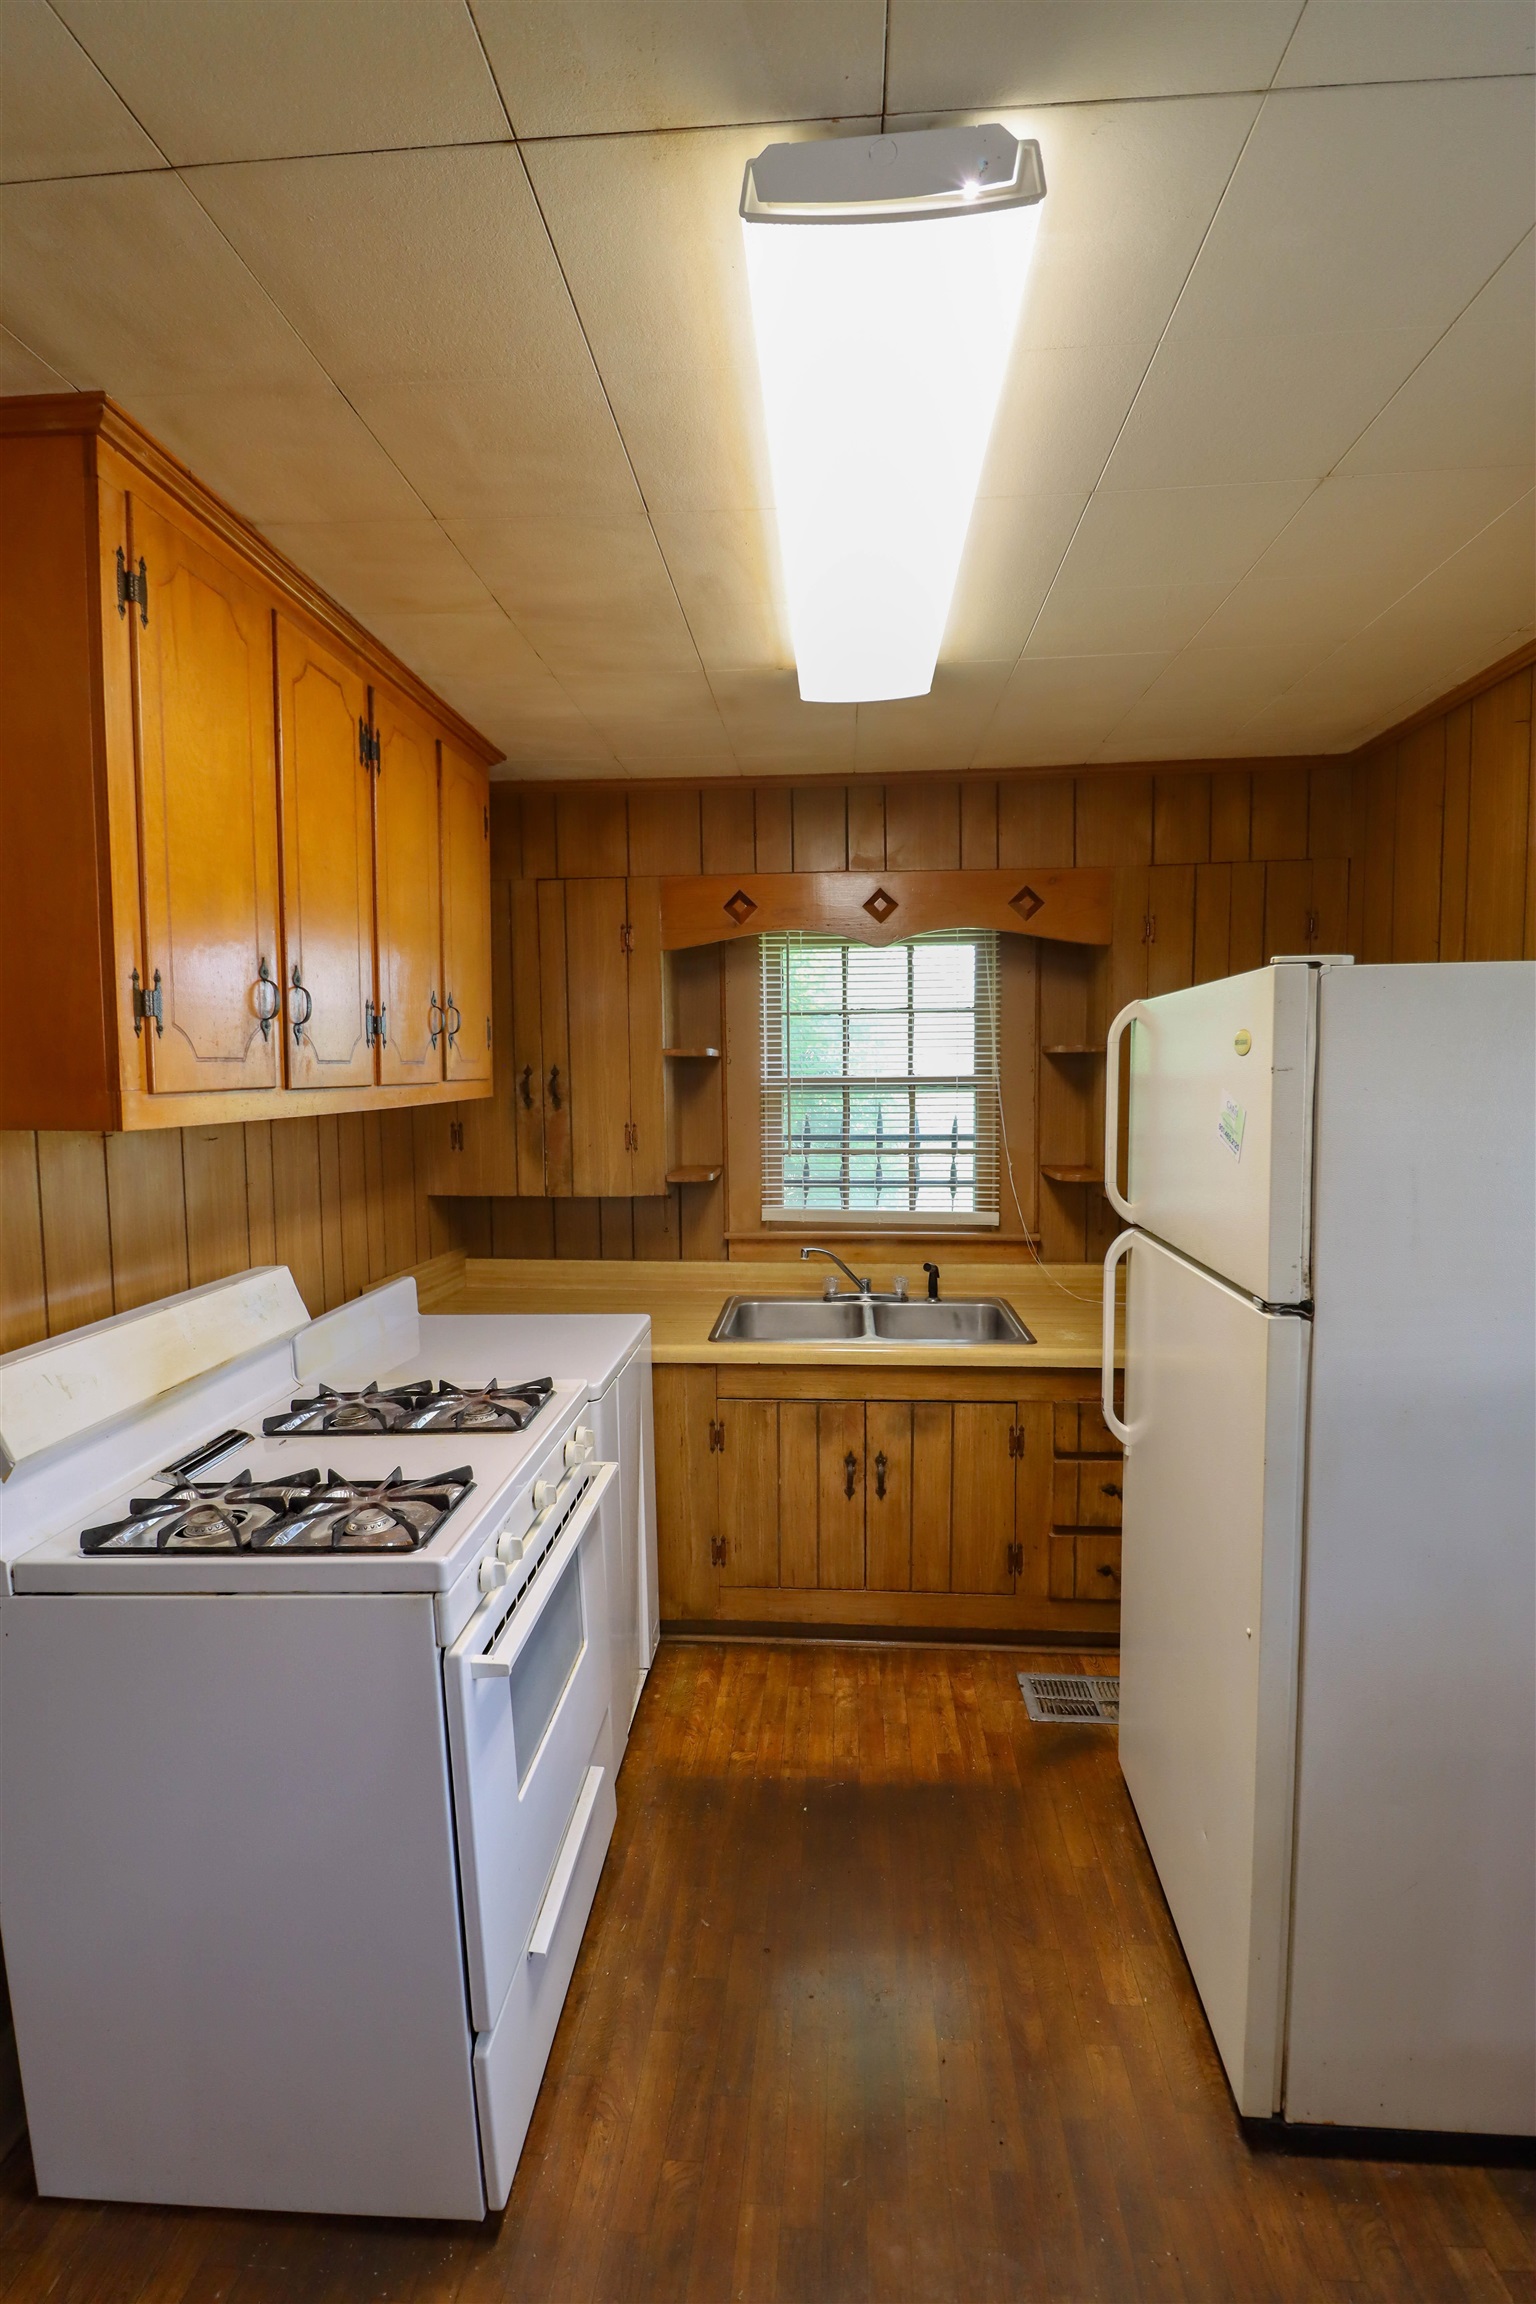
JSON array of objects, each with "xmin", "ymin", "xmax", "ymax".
[
  {"xmin": 468, "ymin": 1461, "xmax": 616, "ymax": 1679},
  {"xmin": 528, "ymin": 1763, "xmax": 606, "ymax": 1961}
]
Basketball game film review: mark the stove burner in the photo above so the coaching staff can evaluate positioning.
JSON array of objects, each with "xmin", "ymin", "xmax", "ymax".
[
  {"xmin": 261, "ymin": 1377, "xmax": 553, "ymax": 1437},
  {"xmin": 80, "ymin": 1467, "xmax": 475, "ymax": 1556}
]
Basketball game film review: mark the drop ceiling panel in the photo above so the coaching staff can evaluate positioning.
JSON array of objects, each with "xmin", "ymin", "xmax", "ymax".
[
  {"xmin": 943, "ymin": 491, "xmax": 1091, "ymax": 663},
  {"xmin": 1338, "ymin": 237, "xmax": 1536, "ymax": 476},
  {"xmin": 0, "ymin": 322, "xmax": 67, "ymax": 393},
  {"xmin": 853, "ymin": 664, "xmax": 1015, "ymax": 773},
  {"xmin": 974, "ymin": 652, "xmax": 1172, "ymax": 766},
  {"xmin": 648, "ymin": 509, "xmax": 788, "ymax": 670},
  {"xmin": 1274, "ymin": 0, "xmax": 1535, "ymax": 88},
  {"xmin": 258, "ymin": 517, "xmax": 499, "ymax": 624},
  {"xmin": 363, "ymin": 608, "xmax": 566, "ymax": 689},
  {"xmin": 127, "ymin": 384, "xmax": 430, "ymax": 527},
  {"xmin": 445, "ymin": 513, "xmax": 704, "ymax": 678},
  {"xmin": 469, "ymin": 1, "xmax": 885, "ymax": 136},
  {"xmin": 711, "ymin": 670, "xmax": 857, "ymax": 773},
  {"xmin": 0, "ymin": 172, "xmax": 323, "ymax": 393},
  {"xmin": 0, "ymin": 0, "xmax": 164, "ymax": 183},
  {"xmin": 1030, "ymin": 577, "xmax": 1233, "ymax": 659},
  {"xmin": 54, "ymin": 0, "xmax": 509, "ymax": 164},
  {"xmin": 1042, "ymin": 483, "xmax": 1312, "ymax": 596},
  {"xmin": 884, "ymin": 2, "xmax": 1302, "ymax": 113}
]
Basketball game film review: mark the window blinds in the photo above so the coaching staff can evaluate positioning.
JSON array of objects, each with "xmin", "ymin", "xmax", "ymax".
[{"xmin": 760, "ymin": 930, "xmax": 1000, "ymax": 1224}]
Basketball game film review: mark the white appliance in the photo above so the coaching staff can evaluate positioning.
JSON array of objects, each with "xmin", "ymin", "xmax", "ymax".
[
  {"xmin": 0, "ymin": 1271, "xmax": 656, "ymax": 2219},
  {"xmin": 1102, "ymin": 959, "xmax": 1535, "ymax": 2134}
]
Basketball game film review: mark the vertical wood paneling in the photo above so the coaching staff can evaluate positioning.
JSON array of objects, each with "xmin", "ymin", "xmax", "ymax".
[
  {"xmin": 492, "ymin": 1198, "xmax": 555, "ymax": 1256},
  {"xmin": 554, "ymin": 1200, "xmax": 603, "ymax": 1257},
  {"xmin": 0, "ymin": 1132, "xmax": 47, "ymax": 1350},
  {"xmin": 1229, "ymin": 862, "xmax": 1267, "ymax": 974},
  {"xmin": 633, "ymin": 1188, "xmax": 683, "ymax": 1260},
  {"xmin": 1465, "ymin": 673, "xmax": 1532, "ymax": 960},
  {"xmin": 1146, "ymin": 865, "xmax": 1195, "ymax": 994},
  {"xmin": 555, "ymin": 793, "xmax": 628, "ymax": 877},
  {"xmin": 847, "ymin": 783, "xmax": 885, "ymax": 870},
  {"xmin": 336, "ymin": 1114, "xmax": 372, "ymax": 1300},
  {"xmin": 1209, "ymin": 771, "xmax": 1251, "ymax": 862},
  {"xmin": 598, "ymin": 1198, "xmax": 635, "ymax": 1258},
  {"xmin": 753, "ymin": 787, "xmax": 793, "ymax": 872},
  {"xmin": 36, "ymin": 1133, "xmax": 114, "ymax": 1331},
  {"xmin": 1264, "ymin": 859, "xmax": 1312, "ymax": 961},
  {"xmin": 1250, "ymin": 766, "xmax": 1309, "ymax": 860},
  {"xmin": 521, "ymin": 790, "xmax": 558, "ymax": 878},
  {"xmin": 244, "ymin": 1122, "xmax": 277, "ymax": 1267},
  {"xmin": 1391, "ymin": 721, "xmax": 1446, "ymax": 963},
  {"xmin": 488, "ymin": 786, "xmax": 522, "ymax": 879},
  {"xmin": 1439, "ymin": 705, "xmax": 1472, "ymax": 962},
  {"xmin": 105, "ymin": 1133, "xmax": 190, "ymax": 1312},
  {"xmin": 701, "ymin": 786, "xmax": 756, "ymax": 874},
  {"xmin": 999, "ymin": 776, "xmax": 1073, "ymax": 867},
  {"xmin": 1152, "ymin": 775, "xmax": 1210, "ymax": 865},
  {"xmin": 270, "ymin": 1118, "xmax": 326, "ymax": 1315},
  {"xmin": 1360, "ymin": 749, "xmax": 1398, "ymax": 962},
  {"xmin": 885, "ymin": 782, "xmax": 960, "ymax": 869},
  {"xmin": 316, "ymin": 1115, "xmax": 346, "ymax": 1310},
  {"xmin": 791, "ymin": 785, "xmax": 847, "ymax": 871},
  {"xmin": 1308, "ymin": 761, "xmax": 1353, "ymax": 858},
  {"xmin": 629, "ymin": 790, "xmax": 702, "ymax": 876},
  {"xmin": 1193, "ymin": 864, "xmax": 1232, "ymax": 984},
  {"xmin": 182, "ymin": 1125, "xmax": 250, "ymax": 1289},
  {"xmin": 360, "ymin": 1112, "xmax": 387, "ymax": 1279},
  {"xmin": 379, "ymin": 1110, "xmax": 421, "ymax": 1274},
  {"xmin": 960, "ymin": 781, "xmax": 999, "ymax": 868}
]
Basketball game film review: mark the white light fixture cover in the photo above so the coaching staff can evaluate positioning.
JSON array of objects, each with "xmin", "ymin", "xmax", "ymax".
[{"xmin": 741, "ymin": 125, "xmax": 1045, "ymax": 705}]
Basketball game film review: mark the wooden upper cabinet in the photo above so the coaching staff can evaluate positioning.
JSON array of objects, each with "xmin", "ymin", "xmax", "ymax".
[
  {"xmin": 565, "ymin": 878, "xmax": 634, "ymax": 1198},
  {"xmin": 371, "ymin": 685, "xmax": 444, "ymax": 1090},
  {"xmin": 439, "ymin": 741, "xmax": 492, "ymax": 1085},
  {"xmin": 0, "ymin": 394, "xmax": 499, "ymax": 1130},
  {"xmin": 131, "ymin": 498, "xmax": 281, "ymax": 1095},
  {"xmin": 275, "ymin": 617, "xmax": 374, "ymax": 1089}
]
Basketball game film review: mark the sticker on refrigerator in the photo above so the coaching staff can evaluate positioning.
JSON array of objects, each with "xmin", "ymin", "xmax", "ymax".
[{"xmin": 1217, "ymin": 1097, "xmax": 1246, "ymax": 1160}]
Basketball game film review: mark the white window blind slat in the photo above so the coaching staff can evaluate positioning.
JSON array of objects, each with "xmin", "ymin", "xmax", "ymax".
[{"xmin": 760, "ymin": 930, "xmax": 1000, "ymax": 1225}]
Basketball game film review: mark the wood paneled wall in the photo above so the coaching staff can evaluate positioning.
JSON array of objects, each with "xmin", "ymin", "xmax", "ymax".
[
  {"xmin": 5, "ymin": 661, "xmax": 1528, "ymax": 1347},
  {"xmin": 0, "ymin": 1112, "xmax": 449, "ymax": 1356}
]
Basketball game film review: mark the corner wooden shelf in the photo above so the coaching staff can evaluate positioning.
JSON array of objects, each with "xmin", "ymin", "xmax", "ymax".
[
  {"xmin": 663, "ymin": 1046, "xmax": 721, "ymax": 1060},
  {"xmin": 1040, "ymin": 1164, "xmax": 1105, "ymax": 1186},
  {"xmin": 666, "ymin": 1165, "xmax": 724, "ymax": 1186},
  {"xmin": 1043, "ymin": 1044, "xmax": 1104, "ymax": 1058}
]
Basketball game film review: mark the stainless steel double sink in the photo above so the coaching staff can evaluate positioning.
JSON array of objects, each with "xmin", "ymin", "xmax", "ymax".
[{"xmin": 708, "ymin": 1296, "xmax": 1035, "ymax": 1345}]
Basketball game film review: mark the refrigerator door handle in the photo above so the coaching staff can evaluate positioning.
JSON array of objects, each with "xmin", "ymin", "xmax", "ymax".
[
  {"xmin": 1101, "ymin": 1230, "xmax": 1136, "ymax": 1446},
  {"xmin": 1103, "ymin": 998, "xmax": 1153, "ymax": 1222}
]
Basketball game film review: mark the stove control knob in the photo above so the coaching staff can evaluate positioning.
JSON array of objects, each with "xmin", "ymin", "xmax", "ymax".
[
  {"xmin": 532, "ymin": 1478, "xmax": 557, "ymax": 1512},
  {"xmin": 564, "ymin": 1427, "xmax": 594, "ymax": 1467},
  {"xmin": 496, "ymin": 1528, "xmax": 527, "ymax": 1566},
  {"xmin": 479, "ymin": 1557, "xmax": 510, "ymax": 1594}
]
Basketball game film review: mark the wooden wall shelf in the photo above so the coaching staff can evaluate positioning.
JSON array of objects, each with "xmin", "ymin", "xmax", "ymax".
[
  {"xmin": 1041, "ymin": 1165, "xmax": 1105, "ymax": 1186},
  {"xmin": 667, "ymin": 1165, "xmax": 724, "ymax": 1186},
  {"xmin": 663, "ymin": 1046, "xmax": 721, "ymax": 1060},
  {"xmin": 1043, "ymin": 1044, "xmax": 1104, "ymax": 1058}
]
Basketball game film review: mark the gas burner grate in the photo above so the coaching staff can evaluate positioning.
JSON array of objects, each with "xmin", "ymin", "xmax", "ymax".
[
  {"xmin": 262, "ymin": 1376, "xmax": 553, "ymax": 1436},
  {"xmin": 80, "ymin": 1466, "xmax": 475, "ymax": 1555},
  {"xmin": 1018, "ymin": 1671, "xmax": 1120, "ymax": 1724}
]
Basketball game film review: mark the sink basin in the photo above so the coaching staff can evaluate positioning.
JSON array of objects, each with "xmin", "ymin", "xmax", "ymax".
[{"xmin": 708, "ymin": 1296, "xmax": 1034, "ymax": 1345}]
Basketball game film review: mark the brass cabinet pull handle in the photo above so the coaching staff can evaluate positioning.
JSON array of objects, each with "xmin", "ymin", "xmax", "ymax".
[
  {"xmin": 874, "ymin": 1451, "xmax": 888, "ymax": 1500},
  {"xmin": 843, "ymin": 1449, "xmax": 858, "ymax": 1500},
  {"xmin": 548, "ymin": 1065, "xmax": 562, "ymax": 1109},
  {"xmin": 519, "ymin": 1064, "xmax": 534, "ymax": 1109},
  {"xmin": 445, "ymin": 991, "xmax": 462, "ymax": 1047},
  {"xmin": 288, "ymin": 963, "xmax": 313, "ymax": 1045},
  {"xmin": 428, "ymin": 990, "xmax": 443, "ymax": 1050},
  {"xmin": 254, "ymin": 957, "xmax": 280, "ymax": 1041}
]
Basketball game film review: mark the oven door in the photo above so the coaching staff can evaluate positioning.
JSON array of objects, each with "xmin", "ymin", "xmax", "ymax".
[{"xmin": 443, "ymin": 1462, "xmax": 617, "ymax": 2036}]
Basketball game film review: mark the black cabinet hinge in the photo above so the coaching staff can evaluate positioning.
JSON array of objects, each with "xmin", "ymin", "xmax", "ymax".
[
  {"xmin": 449, "ymin": 1120, "xmax": 465, "ymax": 1152},
  {"xmin": 1008, "ymin": 1423, "xmax": 1025, "ymax": 1458},
  {"xmin": 619, "ymin": 920, "xmax": 635, "ymax": 954},
  {"xmin": 708, "ymin": 1420, "xmax": 724, "ymax": 1454},
  {"xmin": 359, "ymin": 718, "xmax": 380, "ymax": 770},
  {"xmin": 365, "ymin": 999, "xmax": 386, "ymax": 1048},
  {"xmin": 115, "ymin": 547, "xmax": 148, "ymax": 626},
  {"xmin": 710, "ymin": 1537, "xmax": 727, "ymax": 1567},
  {"xmin": 1006, "ymin": 1541, "xmax": 1024, "ymax": 1576},
  {"xmin": 130, "ymin": 965, "xmax": 162, "ymax": 1036}
]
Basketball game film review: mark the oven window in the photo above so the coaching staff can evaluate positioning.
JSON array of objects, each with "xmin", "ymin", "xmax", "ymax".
[{"xmin": 509, "ymin": 1552, "xmax": 585, "ymax": 1792}]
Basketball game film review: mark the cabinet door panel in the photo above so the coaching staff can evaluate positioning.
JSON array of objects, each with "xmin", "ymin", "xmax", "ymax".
[
  {"xmin": 537, "ymin": 881, "xmax": 572, "ymax": 1196},
  {"xmin": 132, "ymin": 499, "xmax": 279, "ymax": 1093},
  {"xmin": 778, "ymin": 1403, "xmax": 820, "ymax": 1589},
  {"xmin": 275, "ymin": 617, "xmax": 373, "ymax": 1089},
  {"xmin": 865, "ymin": 1402, "xmax": 912, "ymax": 1591},
  {"xmin": 653, "ymin": 1367, "xmax": 718, "ymax": 1621},
  {"xmin": 563, "ymin": 879, "xmax": 630, "ymax": 1198},
  {"xmin": 949, "ymin": 1405, "xmax": 1016, "ymax": 1593},
  {"xmin": 626, "ymin": 877, "xmax": 666, "ymax": 1194},
  {"xmin": 719, "ymin": 1401, "xmax": 779, "ymax": 1586},
  {"xmin": 911, "ymin": 1403, "xmax": 953, "ymax": 1592},
  {"xmin": 373, "ymin": 687, "xmax": 442, "ymax": 1087},
  {"xmin": 817, "ymin": 1402, "xmax": 865, "ymax": 1590},
  {"xmin": 1013, "ymin": 1402, "xmax": 1053, "ymax": 1600},
  {"xmin": 509, "ymin": 879, "xmax": 545, "ymax": 1191},
  {"xmin": 1075, "ymin": 1533, "xmax": 1122, "ymax": 1601},
  {"xmin": 1077, "ymin": 1466, "xmax": 1124, "ymax": 1529},
  {"xmin": 440, "ymin": 741, "xmax": 490, "ymax": 1084}
]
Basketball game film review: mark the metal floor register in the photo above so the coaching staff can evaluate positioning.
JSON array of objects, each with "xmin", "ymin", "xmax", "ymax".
[{"xmin": 1018, "ymin": 1672, "xmax": 1120, "ymax": 1724}]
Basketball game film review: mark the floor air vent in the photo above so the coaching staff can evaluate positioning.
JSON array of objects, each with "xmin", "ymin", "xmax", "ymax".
[{"xmin": 1018, "ymin": 1671, "xmax": 1119, "ymax": 1724}]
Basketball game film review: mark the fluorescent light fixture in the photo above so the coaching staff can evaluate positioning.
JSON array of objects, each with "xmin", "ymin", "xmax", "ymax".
[{"xmin": 741, "ymin": 125, "xmax": 1045, "ymax": 705}]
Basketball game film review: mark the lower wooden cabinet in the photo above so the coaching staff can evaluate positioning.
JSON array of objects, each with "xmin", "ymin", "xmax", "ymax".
[
  {"xmin": 1048, "ymin": 1397, "xmax": 1124, "ymax": 1602},
  {"xmin": 654, "ymin": 1367, "xmax": 1121, "ymax": 1636}
]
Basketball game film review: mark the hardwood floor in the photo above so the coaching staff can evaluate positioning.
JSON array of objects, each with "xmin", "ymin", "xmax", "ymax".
[{"xmin": 0, "ymin": 1643, "xmax": 1529, "ymax": 2303}]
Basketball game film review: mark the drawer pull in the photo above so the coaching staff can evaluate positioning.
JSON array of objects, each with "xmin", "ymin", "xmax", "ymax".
[
  {"xmin": 874, "ymin": 1450, "xmax": 887, "ymax": 1500},
  {"xmin": 843, "ymin": 1449, "xmax": 858, "ymax": 1500},
  {"xmin": 528, "ymin": 1765, "xmax": 605, "ymax": 1961}
]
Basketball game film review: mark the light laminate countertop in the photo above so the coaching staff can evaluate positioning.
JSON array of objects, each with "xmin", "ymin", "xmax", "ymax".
[{"xmin": 445, "ymin": 1258, "xmax": 1117, "ymax": 1371}]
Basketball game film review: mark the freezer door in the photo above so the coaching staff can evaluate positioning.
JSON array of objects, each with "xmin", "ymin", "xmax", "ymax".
[
  {"xmin": 1108, "ymin": 965, "xmax": 1315, "ymax": 1303},
  {"xmin": 1116, "ymin": 1231, "xmax": 1309, "ymax": 2117}
]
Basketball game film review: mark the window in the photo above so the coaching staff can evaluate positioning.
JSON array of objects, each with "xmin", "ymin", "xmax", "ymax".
[{"xmin": 760, "ymin": 931, "xmax": 1000, "ymax": 1223}]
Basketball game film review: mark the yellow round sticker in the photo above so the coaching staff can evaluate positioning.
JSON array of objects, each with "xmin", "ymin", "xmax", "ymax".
[{"xmin": 1234, "ymin": 1029, "xmax": 1252, "ymax": 1056}]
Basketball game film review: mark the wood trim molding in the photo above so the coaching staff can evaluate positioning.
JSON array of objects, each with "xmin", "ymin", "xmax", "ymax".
[
  {"xmin": 1, "ymin": 391, "xmax": 502, "ymax": 770},
  {"xmin": 661, "ymin": 867, "xmax": 1111, "ymax": 950}
]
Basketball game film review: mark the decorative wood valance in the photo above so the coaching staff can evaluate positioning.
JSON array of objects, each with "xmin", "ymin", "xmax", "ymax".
[{"xmin": 659, "ymin": 868, "xmax": 1112, "ymax": 952}]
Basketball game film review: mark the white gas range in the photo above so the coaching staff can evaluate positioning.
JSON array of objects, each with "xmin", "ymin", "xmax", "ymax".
[{"xmin": 0, "ymin": 1268, "xmax": 655, "ymax": 2221}]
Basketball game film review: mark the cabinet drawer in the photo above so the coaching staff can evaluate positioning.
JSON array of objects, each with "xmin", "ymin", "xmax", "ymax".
[
  {"xmin": 1049, "ymin": 1532, "xmax": 1122, "ymax": 1602},
  {"xmin": 1053, "ymin": 1401, "xmax": 1123, "ymax": 1458},
  {"xmin": 1051, "ymin": 1461, "xmax": 1123, "ymax": 1529}
]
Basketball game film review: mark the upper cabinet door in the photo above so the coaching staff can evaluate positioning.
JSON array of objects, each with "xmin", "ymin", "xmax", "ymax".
[
  {"xmin": 275, "ymin": 617, "xmax": 374, "ymax": 1089},
  {"xmin": 130, "ymin": 498, "xmax": 280, "ymax": 1094},
  {"xmin": 439, "ymin": 741, "xmax": 491, "ymax": 1085},
  {"xmin": 564, "ymin": 877, "xmax": 633, "ymax": 1198},
  {"xmin": 372, "ymin": 684, "xmax": 443, "ymax": 1089},
  {"xmin": 625, "ymin": 878, "xmax": 666, "ymax": 1194}
]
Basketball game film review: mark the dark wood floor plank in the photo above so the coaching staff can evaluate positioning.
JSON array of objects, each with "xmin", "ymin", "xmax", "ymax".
[{"xmin": 1, "ymin": 1645, "xmax": 1529, "ymax": 2304}]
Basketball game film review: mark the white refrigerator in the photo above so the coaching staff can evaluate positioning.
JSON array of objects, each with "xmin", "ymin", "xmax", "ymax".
[{"xmin": 1100, "ymin": 957, "xmax": 1535, "ymax": 2134}]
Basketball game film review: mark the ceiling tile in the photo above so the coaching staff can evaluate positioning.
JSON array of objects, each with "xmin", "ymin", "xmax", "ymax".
[
  {"xmin": 1338, "ymin": 236, "xmax": 1536, "ymax": 475},
  {"xmin": 469, "ymin": 1, "xmax": 884, "ymax": 136},
  {"xmin": 127, "ymin": 384, "xmax": 429, "ymax": 526},
  {"xmin": 0, "ymin": 171, "xmax": 322, "ymax": 393},
  {"xmin": 0, "ymin": 321, "xmax": 69, "ymax": 393},
  {"xmin": 0, "ymin": 0, "xmax": 164, "ymax": 183},
  {"xmin": 54, "ymin": 0, "xmax": 509, "ymax": 164},
  {"xmin": 258, "ymin": 517, "xmax": 498, "ymax": 622},
  {"xmin": 974, "ymin": 651, "xmax": 1171, "ymax": 766},
  {"xmin": 884, "ymin": 3, "xmax": 1302, "ymax": 112},
  {"xmin": 347, "ymin": 378, "xmax": 642, "ymax": 526},
  {"xmin": 1045, "ymin": 482, "xmax": 1311, "ymax": 594},
  {"xmin": 445, "ymin": 513, "xmax": 703, "ymax": 675},
  {"xmin": 522, "ymin": 120, "xmax": 878, "ymax": 517},
  {"xmin": 1274, "ymin": 1, "xmax": 1535, "ymax": 88},
  {"xmin": 361, "ymin": 607, "xmax": 561, "ymax": 689},
  {"xmin": 1150, "ymin": 79, "xmax": 1534, "ymax": 347},
  {"xmin": 443, "ymin": 680, "xmax": 617, "ymax": 771},
  {"xmin": 1029, "ymin": 577, "xmax": 1232, "ymax": 658},
  {"xmin": 944, "ymin": 491, "xmax": 1093, "ymax": 661},
  {"xmin": 979, "ymin": 343, "xmax": 1150, "ymax": 500},
  {"xmin": 651, "ymin": 508, "xmax": 788, "ymax": 669},
  {"xmin": 710, "ymin": 668, "xmax": 858, "ymax": 770},
  {"xmin": 1101, "ymin": 637, "xmax": 1324, "ymax": 747},
  {"xmin": 853, "ymin": 664, "xmax": 1014, "ymax": 772}
]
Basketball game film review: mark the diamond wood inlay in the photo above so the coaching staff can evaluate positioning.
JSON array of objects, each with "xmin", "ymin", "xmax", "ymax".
[
  {"xmin": 724, "ymin": 888, "xmax": 758, "ymax": 926},
  {"xmin": 1010, "ymin": 885, "xmax": 1045, "ymax": 923},
  {"xmin": 862, "ymin": 886, "xmax": 899, "ymax": 924}
]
